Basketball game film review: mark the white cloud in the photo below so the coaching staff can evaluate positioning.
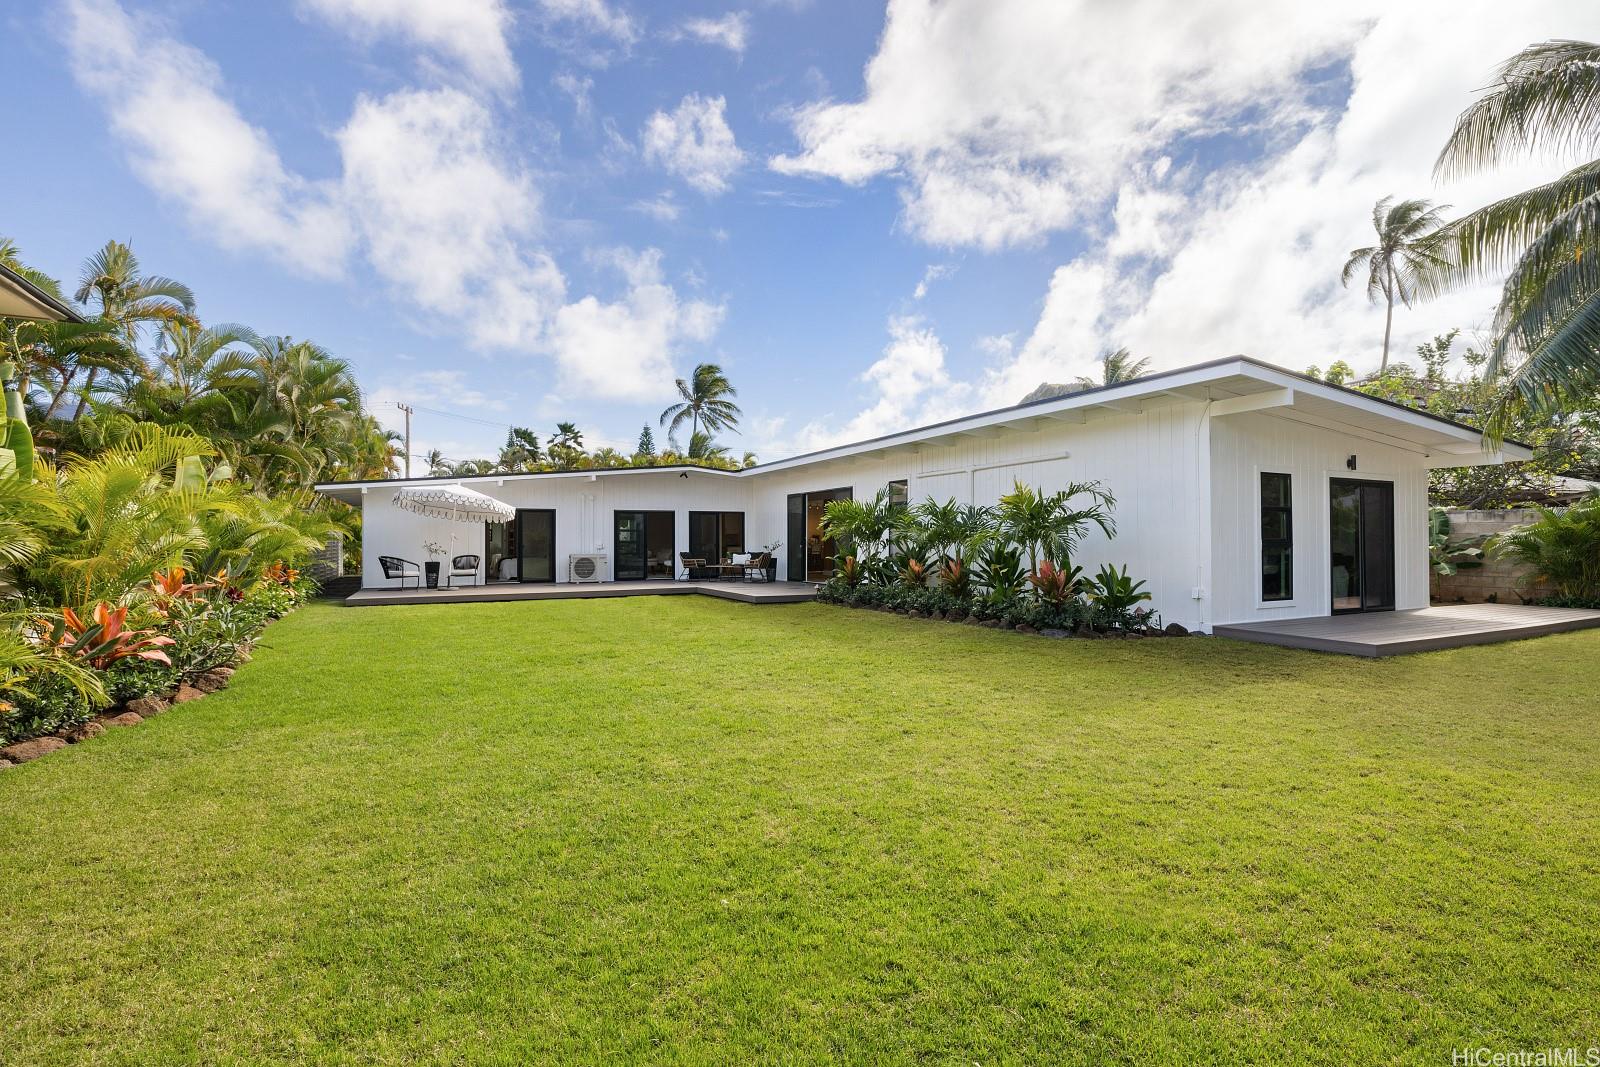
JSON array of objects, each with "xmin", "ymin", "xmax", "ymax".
[
  {"xmin": 553, "ymin": 72, "xmax": 594, "ymax": 122},
  {"xmin": 297, "ymin": 0, "xmax": 518, "ymax": 91},
  {"xmin": 912, "ymin": 262, "xmax": 955, "ymax": 300},
  {"xmin": 65, "ymin": 0, "xmax": 727, "ymax": 406},
  {"xmin": 988, "ymin": 0, "xmax": 1600, "ymax": 404},
  {"xmin": 643, "ymin": 94, "xmax": 745, "ymax": 195},
  {"xmin": 630, "ymin": 192, "xmax": 682, "ymax": 222},
  {"xmin": 62, "ymin": 0, "xmax": 352, "ymax": 277},
  {"xmin": 671, "ymin": 12, "xmax": 750, "ymax": 55},
  {"xmin": 336, "ymin": 88, "xmax": 567, "ymax": 350},
  {"xmin": 782, "ymin": 0, "xmax": 1600, "ymax": 424},
  {"xmin": 548, "ymin": 249, "xmax": 725, "ymax": 401},
  {"xmin": 771, "ymin": 0, "xmax": 1370, "ymax": 250},
  {"xmin": 534, "ymin": 0, "xmax": 638, "ymax": 46},
  {"xmin": 793, "ymin": 316, "xmax": 971, "ymax": 450}
]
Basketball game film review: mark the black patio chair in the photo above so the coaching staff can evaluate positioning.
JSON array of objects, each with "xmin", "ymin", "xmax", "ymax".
[
  {"xmin": 448, "ymin": 554, "xmax": 481, "ymax": 587},
  {"xmin": 379, "ymin": 555, "xmax": 422, "ymax": 589}
]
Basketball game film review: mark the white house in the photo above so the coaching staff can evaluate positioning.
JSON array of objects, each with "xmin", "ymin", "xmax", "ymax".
[{"xmin": 314, "ymin": 356, "xmax": 1530, "ymax": 633}]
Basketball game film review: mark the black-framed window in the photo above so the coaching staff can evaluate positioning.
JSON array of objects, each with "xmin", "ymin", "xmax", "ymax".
[
  {"xmin": 689, "ymin": 511, "xmax": 744, "ymax": 561},
  {"xmin": 887, "ymin": 479, "xmax": 909, "ymax": 508},
  {"xmin": 1260, "ymin": 472, "xmax": 1293, "ymax": 601}
]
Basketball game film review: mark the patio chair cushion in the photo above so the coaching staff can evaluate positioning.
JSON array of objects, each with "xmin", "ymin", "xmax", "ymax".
[{"xmin": 450, "ymin": 555, "xmax": 480, "ymax": 573}]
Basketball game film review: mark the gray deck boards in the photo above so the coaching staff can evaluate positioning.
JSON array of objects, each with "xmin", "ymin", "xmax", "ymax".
[
  {"xmin": 343, "ymin": 580, "xmax": 818, "ymax": 607},
  {"xmin": 1214, "ymin": 603, "xmax": 1600, "ymax": 657}
]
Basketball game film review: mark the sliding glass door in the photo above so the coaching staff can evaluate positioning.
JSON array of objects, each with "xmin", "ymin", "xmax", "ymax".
[
  {"xmin": 1329, "ymin": 479, "xmax": 1394, "ymax": 613},
  {"xmin": 615, "ymin": 511, "xmax": 674, "ymax": 581},
  {"xmin": 688, "ymin": 511, "xmax": 744, "ymax": 564},
  {"xmin": 784, "ymin": 487, "xmax": 851, "ymax": 582},
  {"xmin": 515, "ymin": 508, "xmax": 556, "ymax": 583}
]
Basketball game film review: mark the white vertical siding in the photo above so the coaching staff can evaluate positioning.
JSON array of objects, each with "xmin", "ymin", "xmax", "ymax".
[
  {"xmin": 1207, "ymin": 411, "xmax": 1431, "ymax": 627},
  {"xmin": 743, "ymin": 401, "xmax": 1211, "ymax": 630},
  {"xmin": 360, "ymin": 470, "xmax": 751, "ymax": 586},
  {"xmin": 354, "ymin": 399, "xmax": 1437, "ymax": 634}
]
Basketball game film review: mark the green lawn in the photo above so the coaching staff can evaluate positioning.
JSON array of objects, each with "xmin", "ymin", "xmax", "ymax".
[{"xmin": 2, "ymin": 599, "xmax": 1597, "ymax": 1064}]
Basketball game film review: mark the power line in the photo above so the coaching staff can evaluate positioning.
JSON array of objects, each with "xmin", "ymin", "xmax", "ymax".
[{"xmin": 410, "ymin": 404, "xmax": 518, "ymax": 431}]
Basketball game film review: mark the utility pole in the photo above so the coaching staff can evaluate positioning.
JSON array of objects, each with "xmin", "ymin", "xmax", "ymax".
[{"xmin": 397, "ymin": 402, "xmax": 413, "ymax": 478}]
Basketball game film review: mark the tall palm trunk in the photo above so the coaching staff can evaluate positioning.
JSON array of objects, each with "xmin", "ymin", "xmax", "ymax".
[
  {"xmin": 1379, "ymin": 262, "xmax": 1396, "ymax": 374},
  {"xmin": 72, "ymin": 367, "xmax": 99, "ymax": 421},
  {"xmin": 1380, "ymin": 294, "xmax": 1395, "ymax": 374},
  {"xmin": 47, "ymin": 367, "xmax": 77, "ymax": 419}
]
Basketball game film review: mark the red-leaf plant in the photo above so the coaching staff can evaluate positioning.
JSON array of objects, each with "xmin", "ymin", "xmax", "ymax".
[
  {"xmin": 1027, "ymin": 559, "xmax": 1084, "ymax": 605},
  {"xmin": 148, "ymin": 567, "xmax": 214, "ymax": 608},
  {"xmin": 43, "ymin": 603, "xmax": 176, "ymax": 671}
]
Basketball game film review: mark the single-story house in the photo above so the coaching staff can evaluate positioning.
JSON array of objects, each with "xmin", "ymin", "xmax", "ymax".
[{"xmin": 313, "ymin": 356, "xmax": 1531, "ymax": 633}]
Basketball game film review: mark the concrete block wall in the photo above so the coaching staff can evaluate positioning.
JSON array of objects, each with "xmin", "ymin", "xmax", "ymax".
[
  {"xmin": 1430, "ymin": 509, "xmax": 1554, "ymax": 604},
  {"xmin": 310, "ymin": 531, "xmax": 344, "ymax": 582}
]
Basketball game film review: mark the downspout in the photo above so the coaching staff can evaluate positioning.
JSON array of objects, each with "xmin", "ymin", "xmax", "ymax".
[{"xmin": 1192, "ymin": 400, "xmax": 1214, "ymax": 632}]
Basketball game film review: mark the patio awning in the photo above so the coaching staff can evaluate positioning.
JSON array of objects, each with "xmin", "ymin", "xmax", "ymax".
[{"xmin": 393, "ymin": 484, "xmax": 515, "ymax": 523}]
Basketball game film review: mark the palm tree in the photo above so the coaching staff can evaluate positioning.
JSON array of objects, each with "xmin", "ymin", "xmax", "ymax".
[
  {"xmin": 548, "ymin": 421, "xmax": 584, "ymax": 469},
  {"xmin": 996, "ymin": 480, "xmax": 1116, "ymax": 575},
  {"xmin": 686, "ymin": 430, "xmax": 728, "ymax": 463},
  {"xmin": 0, "ymin": 238, "xmax": 65, "ymax": 299},
  {"xmin": 71, "ymin": 240, "xmax": 196, "ymax": 417},
  {"xmin": 1074, "ymin": 346, "xmax": 1150, "ymax": 389},
  {"xmin": 660, "ymin": 363, "xmax": 741, "ymax": 442},
  {"xmin": 1341, "ymin": 197, "xmax": 1451, "ymax": 374},
  {"xmin": 424, "ymin": 449, "xmax": 450, "ymax": 476},
  {"xmin": 496, "ymin": 427, "xmax": 541, "ymax": 472},
  {"xmin": 1431, "ymin": 39, "xmax": 1600, "ymax": 437}
]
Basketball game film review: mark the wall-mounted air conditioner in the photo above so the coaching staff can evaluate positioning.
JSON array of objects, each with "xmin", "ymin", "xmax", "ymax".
[{"xmin": 568, "ymin": 553, "xmax": 607, "ymax": 583}]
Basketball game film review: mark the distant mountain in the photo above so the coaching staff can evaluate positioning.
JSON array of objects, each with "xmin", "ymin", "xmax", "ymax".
[{"xmin": 1020, "ymin": 382, "xmax": 1085, "ymax": 404}]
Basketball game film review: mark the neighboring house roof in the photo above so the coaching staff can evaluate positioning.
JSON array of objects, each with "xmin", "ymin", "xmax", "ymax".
[
  {"xmin": 0, "ymin": 263, "xmax": 84, "ymax": 323},
  {"xmin": 314, "ymin": 355, "xmax": 1533, "ymax": 505}
]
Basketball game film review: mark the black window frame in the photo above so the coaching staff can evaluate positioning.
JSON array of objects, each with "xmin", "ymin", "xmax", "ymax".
[
  {"xmin": 1260, "ymin": 472, "xmax": 1293, "ymax": 602},
  {"xmin": 887, "ymin": 479, "xmax": 909, "ymax": 509}
]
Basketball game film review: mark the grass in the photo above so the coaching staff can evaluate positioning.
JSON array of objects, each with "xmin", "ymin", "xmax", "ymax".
[{"xmin": 2, "ymin": 598, "xmax": 1598, "ymax": 1064}]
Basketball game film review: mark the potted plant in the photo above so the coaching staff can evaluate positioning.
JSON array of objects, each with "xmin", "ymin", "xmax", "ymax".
[
  {"xmin": 761, "ymin": 540, "xmax": 782, "ymax": 582},
  {"xmin": 423, "ymin": 541, "xmax": 447, "ymax": 588}
]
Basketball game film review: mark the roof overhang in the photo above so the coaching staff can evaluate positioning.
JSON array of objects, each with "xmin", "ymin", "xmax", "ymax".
[
  {"xmin": 313, "ymin": 356, "xmax": 1529, "ymax": 504},
  {"xmin": 742, "ymin": 356, "xmax": 1530, "ymax": 475},
  {"xmin": 313, "ymin": 463, "xmax": 742, "ymax": 506},
  {"xmin": 0, "ymin": 264, "xmax": 84, "ymax": 323}
]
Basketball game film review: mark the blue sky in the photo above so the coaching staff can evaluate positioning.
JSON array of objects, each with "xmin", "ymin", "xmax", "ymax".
[{"xmin": 6, "ymin": 0, "xmax": 1599, "ymax": 466}]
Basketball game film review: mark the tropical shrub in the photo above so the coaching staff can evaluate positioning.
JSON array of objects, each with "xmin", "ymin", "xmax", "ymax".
[
  {"xmin": 0, "ymin": 619, "xmax": 107, "ymax": 744},
  {"xmin": 41, "ymin": 603, "xmax": 175, "ymax": 671},
  {"xmin": 1428, "ymin": 508, "xmax": 1484, "ymax": 576},
  {"xmin": 1085, "ymin": 564, "xmax": 1152, "ymax": 630},
  {"xmin": 996, "ymin": 480, "xmax": 1115, "ymax": 574},
  {"xmin": 1, "ymin": 673, "xmax": 95, "ymax": 744},
  {"xmin": 817, "ymin": 483, "xmax": 1166, "ymax": 636},
  {"xmin": 1028, "ymin": 559, "xmax": 1082, "ymax": 605},
  {"xmin": 1489, "ymin": 497, "xmax": 1600, "ymax": 602},
  {"xmin": 973, "ymin": 541, "xmax": 1026, "ymax": 604}
]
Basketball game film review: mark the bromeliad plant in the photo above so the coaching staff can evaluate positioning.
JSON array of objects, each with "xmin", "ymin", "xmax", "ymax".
[
  {"xmin": 41, "ymin": 603, "xmax": 175, "ymax": 671},
  {"xmin": 974, "ymin": 540, "xmax": 1026, "ymax": 604},
  {"xmin": 1028, "ymin": 559, "xmax": 1083, "ymax": 605},
  {"xmin": 1085, "ymin": 564, "xmax": 1152, "ymax": 628}
]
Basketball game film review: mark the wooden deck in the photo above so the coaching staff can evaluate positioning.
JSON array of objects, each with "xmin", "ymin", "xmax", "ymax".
[
  {"xmin": 1214, "ymin": 603, "xmax": 1600, "ymax": 657},
  {"xmin": 342, "ymin": 580, "xmax": 818, "ymax": 607}
]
